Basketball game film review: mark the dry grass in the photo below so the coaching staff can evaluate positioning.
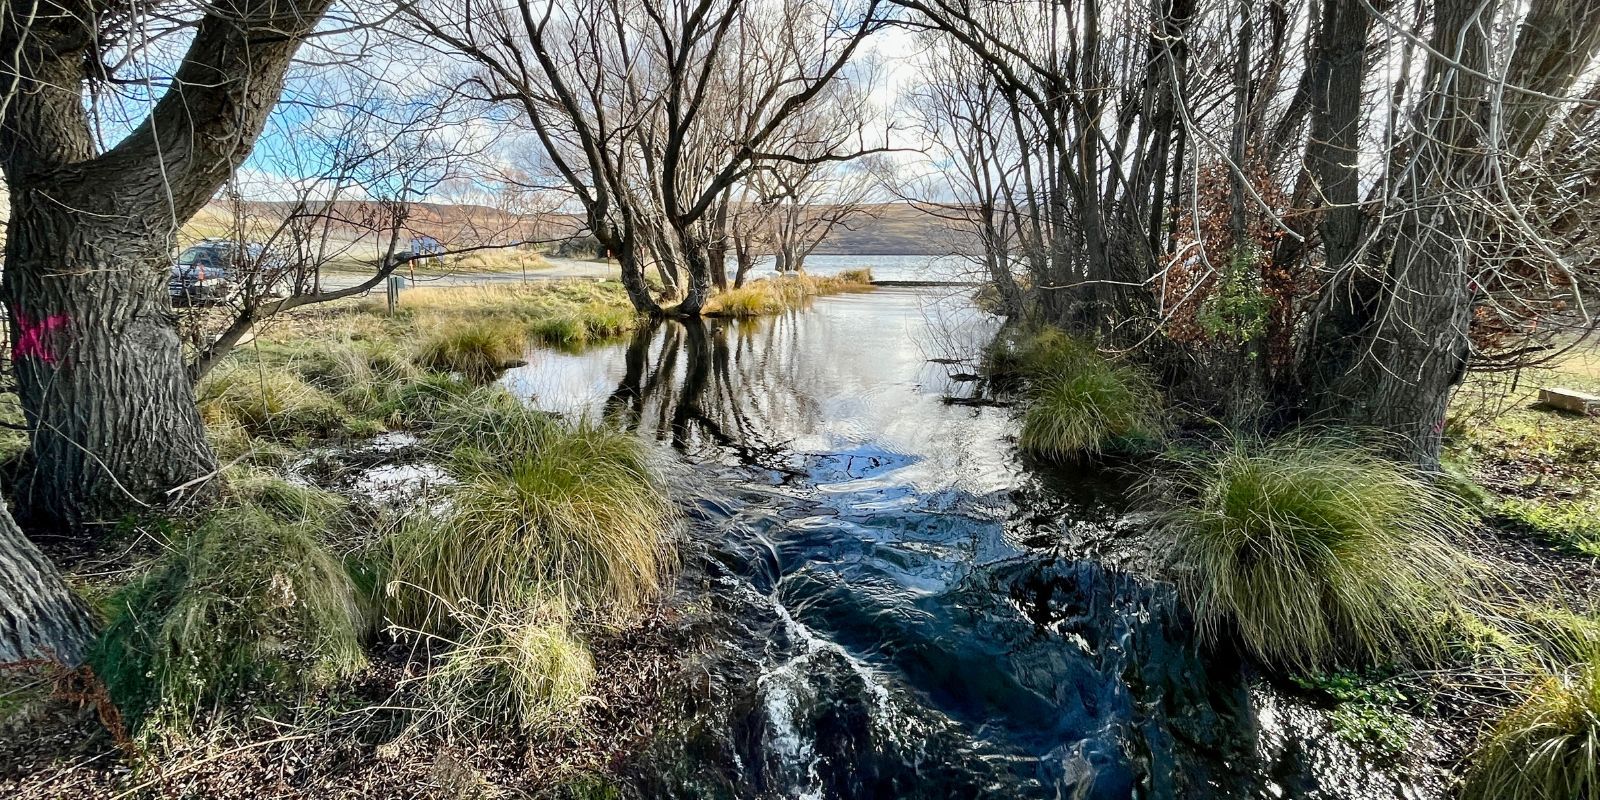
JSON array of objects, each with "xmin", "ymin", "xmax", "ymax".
[
  {"xmin": 703, "ymin": 271, "xmax": 874, "ymax": 317},
  {"xmin": 412, "ymin": 598, "xmax": 596, "ymax": 736}
]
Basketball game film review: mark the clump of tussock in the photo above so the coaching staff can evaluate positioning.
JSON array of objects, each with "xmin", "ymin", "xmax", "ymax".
[
  {"xmin": 985, "ymin": 327, "xmax": 1164, "ymax": 457},
  {"xmin": 384, "ymin": 390, "xmax": 676, "ymax": 630},
  {"xmin": 1461, "ymin": 653, "xmax": 1600, "ymax": 800},
  {"xmin": 1019, "ymin": 362, "xmax": 1164, "ymax": 458},
  {"xmin": 984, "ymin": 326, "xmax": 1097, "ymax": 381},
  {"xmin": 835, "ymin": 267, "xmax": 874, "ymax": 285},
  {"xmin": 1155, "ymin": 435, "xmax": 1478, "ymax": 671},
  {"xmin": 197, "ymin": 362, "xmax": 349, "ymax": 437},
  {"xmin": 296, "ymin": 338, "xmax": 420, "ymax": 413},
  {"xmin": 89, "ymin": 506, "xmax": 365, "ymax": 732},
  {"xmin": 526, "ymin": 301, "xmax": 637, "ymax": 348},
  {"xmin": 414, "ymin": 598, "xmax": 596, "ymax": 736},
  {"xmin": 223, "ymin": 465, "xmax": 346, "ymax": 524},
  {"xmin": 703, "ymin": 282, "xmax": 793, "ymax": 317},
  {"xmin": 415, "ymin": 317, "xmax": 528, "ymax": 382}
]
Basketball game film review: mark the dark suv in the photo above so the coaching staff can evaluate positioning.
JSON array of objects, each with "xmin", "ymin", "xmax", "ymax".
[{"xmin": 169, "ymin": 240, "xmax": 284, "ymax": 305}]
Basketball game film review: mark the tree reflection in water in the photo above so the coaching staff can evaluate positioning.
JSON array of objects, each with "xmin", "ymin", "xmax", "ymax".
[{"xmin": 602, "ymin": 311, "xmax": 821, "ymax": 477}]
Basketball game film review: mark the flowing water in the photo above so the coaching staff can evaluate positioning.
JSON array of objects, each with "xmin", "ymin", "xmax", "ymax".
[{"xmin": 498, "ymin": 288, "xmax": 1426, "ymax": 800}]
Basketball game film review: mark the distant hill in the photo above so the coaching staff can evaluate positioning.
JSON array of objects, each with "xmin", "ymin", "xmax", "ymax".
[
  {"xmin": 192, "ymin": 200, "xmax": 972, "ymax": 257},
  {"xmin": 809, "ymin": 204, "xmax": 976, "ymax": 256}
]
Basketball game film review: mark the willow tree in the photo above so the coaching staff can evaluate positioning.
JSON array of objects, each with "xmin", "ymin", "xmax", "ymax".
[{"xmin": 0, "ymin": 0, "xmax": 333, "ymax": 528}]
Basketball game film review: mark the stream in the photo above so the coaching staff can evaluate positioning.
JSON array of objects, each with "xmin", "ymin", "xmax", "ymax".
[{"xmin": 491, "ymin": 287, "xmax": 1427, "ymax": 800}]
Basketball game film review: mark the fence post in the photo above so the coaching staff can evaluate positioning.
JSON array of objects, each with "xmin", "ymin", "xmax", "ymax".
[{"xmin": 386, "ymin": 274, "xmax": 406, "ymax": 314}]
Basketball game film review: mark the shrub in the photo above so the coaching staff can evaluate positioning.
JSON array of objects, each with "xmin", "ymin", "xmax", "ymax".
[
  {"xmin": 415, "ymin": 318, "xmax": 527, "ymax": 382},
  {"xmin": 385, "ymin": 392, "xmax": 676, "ymax": 630},
  {"xmin": 198, "ymin": 363, "xmax": 349, "ymax": 437},
  {"xmin": 1156, "ymin": 436, "xmax": 1477, "ymax": 670},
  {"xmin": 416, "ymin": 599, "xmax": 595, "ymax": 735},
  {"xmin": 1019, "ymin": 361, "xmax": 1163, "ymax": 457},
  {"xmin": 1462, "ymin": 654, "xmax": 1600, "ymax": 800},
  {"xmin": 89, "ymin": 506, "xmax": 365, "ymax": 732}
]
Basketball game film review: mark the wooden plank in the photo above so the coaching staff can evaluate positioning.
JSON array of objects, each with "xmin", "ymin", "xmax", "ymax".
[{"xmin": 1538, "ymin": 387, "xmax": 1600, "ymax": 415}]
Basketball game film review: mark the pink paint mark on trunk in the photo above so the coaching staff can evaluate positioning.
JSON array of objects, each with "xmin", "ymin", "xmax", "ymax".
[{"xmin": 14, "ymin": 313, "xmax": 69, "ymax": 364}]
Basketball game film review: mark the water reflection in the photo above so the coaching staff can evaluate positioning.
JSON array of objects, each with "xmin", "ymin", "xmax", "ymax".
[{"xmin": 600, "ymin": 316, "xmax": 814, "ymax": 474}]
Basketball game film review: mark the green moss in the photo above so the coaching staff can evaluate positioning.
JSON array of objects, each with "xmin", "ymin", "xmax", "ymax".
[
  {"xmin": 1499, "ymin": 497, "xmax": 1600, "ymax": 557},
  {"xmin": 1292, "ymin": 670, "xmax": 1414, "ymax": 759}
]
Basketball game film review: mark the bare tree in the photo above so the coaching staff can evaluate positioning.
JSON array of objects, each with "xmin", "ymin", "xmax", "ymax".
[
  {"xmin": 400, "ymin": 0, "xmax": 890, "ymax": 315},
  {"xmin": 898, "ymin": 0, "xmax": 1600, "ymax": 466}
]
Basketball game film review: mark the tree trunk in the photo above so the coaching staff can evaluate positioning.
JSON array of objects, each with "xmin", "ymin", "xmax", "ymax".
[
  {"xmin": 0, "ymin": 498, "xmax": 95, "ymax": 664},
  {"xmin": 1334, "ymin": 0, "xmax": 1484, "ymax": 467},
  {"xmin": 1, "ymin": 0, "xmax": 335, "ymax": 528},
  {"xmin": 2, "ymin": 201, "xmax": 217, "ymax": 528}
]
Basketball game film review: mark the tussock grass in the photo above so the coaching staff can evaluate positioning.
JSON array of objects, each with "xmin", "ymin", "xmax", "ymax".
[
  {"xmin": 987, "ymin": 327, "xmax": 1164, "ymax": 458},
  {"xmin": 89, "ymin": 505, "xmax": 365, "ymax": 732},
  {"xmin": 985, "ymin": 326, "xmax": 1098, "ymax": 381},
  {"xmin": 1156, "ymin": 436, "xmax": 1477, "ymax": 670},
  {"xmin": 224, "ymin": 466, "xmax": 346, "ymax": 524},
  {"xmin": 1020, "ymin": 363, "xmax": 1163, "ymax": 457},
  {"xmin": 415, "ymin": 598, "xmax": 595, "ymax": 735},
  {"xmin": 835, "ymin": 267, "xmax": 874, "ymax": 284},
  {"xmin": 398, "ymin": 283, "xmax": 640, "ymax": 349},
  {"xmin": 384, "ymin": 390, "xmax": 676, "ymax": 630},
  {"xmin": 298, "ymin": 338, "xmax": 420, "ymax": 413},
  {"xmin": 415, "ymin": 318, "xmax": 528, "ymax": 383},
  {"xmin": 378, "ymin": 371, "xmax": 476, "ymax": 427},
  {"xmin": 198, "ymin": 363, "xmax": 349, "ymax": 436},
  {"xmin": 1462, "ymin": 653, "xmax": 1600, "ymax": 800},
  {"xmin": 528, "ymin": 301, "xmax": 637, "ymax": 348},
  {"xmin": 703, "ymin": 283, "xmax": 791, "ymax": 317}
]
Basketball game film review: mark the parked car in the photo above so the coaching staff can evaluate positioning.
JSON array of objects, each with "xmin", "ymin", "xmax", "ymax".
[{"xmin": 169, "ymin": 240, "xmax": 288, "ymax": 305}]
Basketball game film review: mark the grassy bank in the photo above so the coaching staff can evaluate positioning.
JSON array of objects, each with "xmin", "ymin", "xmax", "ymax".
[
  {"xmin": 0, "ymin": 279, "xmax": 692, "ymax": 796},
  {"xmin": 702, "ymin": 269, "xmax": 874, "ymax": 317},
  {"xmin": 1, "ymin": 270, "xmax": 900, "ymax": 794},
  {"xmin": 1132, "ymin": 359, "xmax": 1600, "ymax": 789},
  {"xmin": 1448, "ymin": 348, "xmax": 1600, "ymax": 557}
]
